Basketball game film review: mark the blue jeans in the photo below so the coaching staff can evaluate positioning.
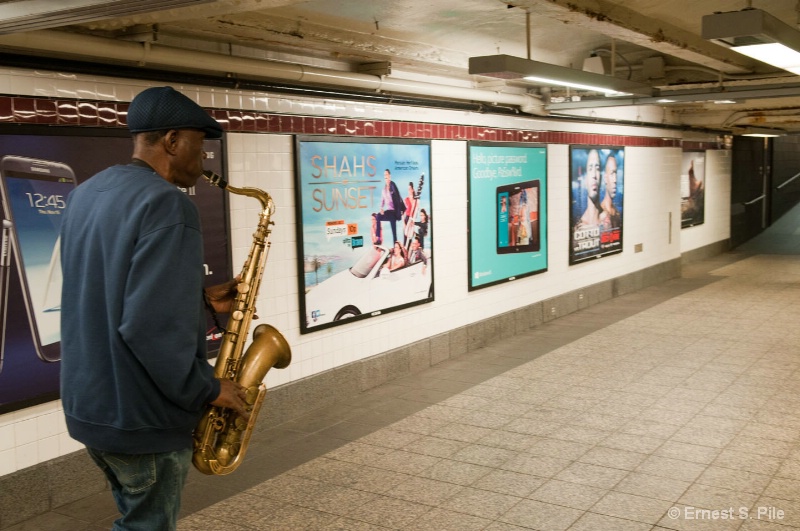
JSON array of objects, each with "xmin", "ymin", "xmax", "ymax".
[{"xmin": 87, "ymin": 447, "xmax": 192, "ymax": 531}]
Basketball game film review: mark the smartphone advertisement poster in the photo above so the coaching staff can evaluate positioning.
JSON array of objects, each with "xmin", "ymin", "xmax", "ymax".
[
  {"xmin": 467, "ymin": 142, "xmax": 548, "ymax": 290},
  {"xmin": 569, "ymin": 146, "xmax": 624, "ymax": 265},
  {"xmin": 295, "ymin": 136, "xmax": 433, "ymax": 333},
  {"xmin": 0, "ymin": 128, "xmax": 229, "ymax": 413},
  {"xmin": 681, "ymin": 151, "xmax": 706, "ymax": 228}
]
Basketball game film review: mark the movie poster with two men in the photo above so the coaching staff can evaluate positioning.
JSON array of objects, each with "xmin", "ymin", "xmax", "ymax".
[
  {"xmin": 569, "ymin": 146, "xmax": 624, "ymax": 265},
  {"xmin": 295, "ymin": 136, "xmax": 433, "ymax": 333}
]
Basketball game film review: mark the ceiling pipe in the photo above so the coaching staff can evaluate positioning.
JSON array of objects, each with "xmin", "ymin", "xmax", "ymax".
[{"xmin": 0, "ymin": 29, "xmax": 547, "ymax": 115}]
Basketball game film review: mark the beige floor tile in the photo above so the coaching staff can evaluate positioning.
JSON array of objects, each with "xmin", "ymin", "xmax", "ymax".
[
  {"xmin": 762, "ymin": 477, "xmax": 800, "ymax": 502},
  {"xmin": 696, "ymin": 466, "xmax": 772, "ymax": 495},
  {"xmin": 499, "ymin": 499, "xmax": 583, "ymax": 530},
  {"xmin": 471, "ymin": 469, "xmax": 546, "ymax": 497},
  {"xmin": 528, "ymin": 478, "xmax": 607, "ymax": 510},
  {"xmin": 527, "ymin": 437, "xmax": 593, "ymax": 460},
  {"xmin": 578, "ymin": 446, "xmax": 648, "ymax": 471},
  {"xmin": 450, "ymin": 443, "xmax": 517, "ymax": 468},
  {"xmin": 621, "ymin": 419, "xmax": 681, "ymax": 439},
  {"xmin": 614, "ymin": 471, "xmax": 691, "ymax": 502},
  {"xmin": 590, "ymin": 491, "xmax": 675, "ymax": 524},
  {"xmin": 554, "ymin": 462, "xmax": 629, "ymax": 489},
  {"xmin": 346, "ymin": 495, "xmax": 432, "ymax": 528},
  {"xmin": 500, "ymin": 453, "xmax": 572, "ymax": 478},
  {"xmin": 502, "ymin": 417, "xmax": 563, "ymax": 437},
  {"xmin": 439, "ymin": 487, "xmax": 524, "ymax": 519},
  {"xmin": 569, "ymin": 511, "xmax": 654, "ymax": 531},
  {"xmin": 712, "ymin": 449, "xmax": 782, "ymax": 476},
  {"xmin": 567, "ymin": 411, "xmax": 631, "ymax": 431},
  {"xmin": 430, "ymin": 422, "xmax": 498, "ymax": 443},
  {"xmin": 405, "ymin": 507, "xmax": 490, "ymax": 531},
  {"xmin": 477, "ymin": 430, "xmax": 539, "ymax": 452},
  {"xmin": 418, "ymin": 459, "xmax": 493, "ymax": 486},
  {"xmin": 670, "ymin": 425, "xmax": 739, "ymax": 449},
  {"xmin": 601, "ymin": 432, "xmax": 666, "ymax": 454},
  {"xmin": 653, "ymin": 440, "xmax": 721, "ymax": 465},
  {"xmin": 636, "ymin": 455, "xmax": 708, "ymax": 483},
  {"xmin": 401, "ymin": 435, "xmax": 467, "ymax": 458},
  {"xmin": 726, "ymin": 434, "xmax": 794, "ymax": 459},
  {"xmin": 550, "ymin": 424, "xmax": 614, "ymax": 445},
  {"xmin": 384, "ymin": 476, "xmax": 464, "ymax": 506}
]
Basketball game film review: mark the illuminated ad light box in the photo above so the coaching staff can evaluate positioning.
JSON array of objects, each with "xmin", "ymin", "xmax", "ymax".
[
  {"xmin": 467, "ymin": 142, "xmax": 548, "ymax": 290},
  {"xmin": 0, "ymin": 125, "xmax": 229, "ymax": 413},
  {"xmin": 569, "ymin": 146, "xmax": 624, "ymax": 265},
  {"xmin": 295, "ymin": 136, "xmax": 433, "ymax": 333}
]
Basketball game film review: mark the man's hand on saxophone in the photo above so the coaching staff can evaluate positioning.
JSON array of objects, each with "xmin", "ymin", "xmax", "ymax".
[
  {"xmin": 210, "ymin": 379, "xmax": 251, "ymax": 420},
  {"xmin": 204, "ymin": 277, "xmax": 240, "ymax": 314},
  {"xmin": 204, "ymin": 276, "xmax": 259, "ymax": 319}
]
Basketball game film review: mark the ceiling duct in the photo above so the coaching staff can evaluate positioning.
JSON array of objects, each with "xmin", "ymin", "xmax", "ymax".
[{"xmin": 0, "ymin": 0, "xmax": 215, "ymax": 34}]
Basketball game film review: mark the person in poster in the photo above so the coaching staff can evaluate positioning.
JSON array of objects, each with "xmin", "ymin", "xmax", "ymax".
[
  {"xmin": 374, "ymin": 169, "xmax": 406, "ymax": 244},
  {"xmin": 570, "ymin": 146, "xmax": 623, "ymax": 264},
  {"xmin": 297, "ymin": 138, "xmax": 432, "ymax": 332}
]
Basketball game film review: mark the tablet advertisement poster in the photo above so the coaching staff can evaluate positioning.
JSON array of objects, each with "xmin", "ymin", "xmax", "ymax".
[
  {"xmin": 295, "ymin": 136, "xmax": 433, "ymax": 333},
  {"xmin": 468, "ymin": 142, "xmax": 548, "ymax": 290}
]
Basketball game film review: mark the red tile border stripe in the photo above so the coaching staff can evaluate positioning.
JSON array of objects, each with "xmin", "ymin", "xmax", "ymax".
[{"xmin": 0, "ymin": 95, "xmax": 719, "ymax": 148}]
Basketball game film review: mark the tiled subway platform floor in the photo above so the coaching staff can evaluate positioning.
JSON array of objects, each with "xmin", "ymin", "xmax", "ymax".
[
  {"xmin": 12, "ymin": 203, "xmax": 800, "ymax": 531},
  {"xmin": 167, "ymin": 251, "xmax": 800, "ymax": 531}
]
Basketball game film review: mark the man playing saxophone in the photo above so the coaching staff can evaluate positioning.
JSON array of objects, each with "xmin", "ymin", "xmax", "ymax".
[{"xmin": 60, "ymin": 86, "xmax": 250, "ymax": 531}]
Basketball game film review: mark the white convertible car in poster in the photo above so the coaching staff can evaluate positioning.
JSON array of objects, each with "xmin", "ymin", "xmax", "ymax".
[{"xmin": 304, "ymin": 244, "xmax": 432, "ymax": 329}]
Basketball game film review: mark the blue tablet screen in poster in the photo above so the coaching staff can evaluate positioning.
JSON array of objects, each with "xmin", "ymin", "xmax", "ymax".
[
  {"xmin": 296, "ymin": 137, "xmax": 433, "ymax": 333},
  {"xmin": 468, "ymin": 143, "xmax": 547, "ymax": 290},
  {"xmin": 569, "ymin": 146, "xmax": 624, "ymax": 265}
]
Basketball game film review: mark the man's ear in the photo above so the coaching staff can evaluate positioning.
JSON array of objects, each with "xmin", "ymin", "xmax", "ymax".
[{"xmin": 163, "ymin": 129, "xmax": 179, "ymax": 154}]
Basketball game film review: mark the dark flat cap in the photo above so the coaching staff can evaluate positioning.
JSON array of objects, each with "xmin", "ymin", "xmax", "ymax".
[{"xmin": 127, "ymin": 86, "xmax": 223, "ymax": 138}]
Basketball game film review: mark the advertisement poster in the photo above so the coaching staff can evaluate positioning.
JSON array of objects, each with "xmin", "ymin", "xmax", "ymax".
[
  {"xmin": 467, "ymin": 142, "xmax": 548, "ymax": 290},
  {"xmin": 569, "ymin": 146, "xmax": 624, "ymax": 265},
  {"xmin": 681, "ymin": 151, "xmax": 706, "ymax": 228},
  {"xmin": 0, "ymin": 126, "xmax": 229, "ymax": 413},
  {"xmin": 296, "ymin": 136, "xmax": 433, "ymax": 333}
]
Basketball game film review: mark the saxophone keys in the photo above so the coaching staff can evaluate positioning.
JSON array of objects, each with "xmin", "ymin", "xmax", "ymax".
[
  {"xmin": 244, "ymin": 386, "xmax": 259, "ymax": 405},
  {"xmin": 232, "ymin": 310, "xmax": 244, "ymax": 321}
]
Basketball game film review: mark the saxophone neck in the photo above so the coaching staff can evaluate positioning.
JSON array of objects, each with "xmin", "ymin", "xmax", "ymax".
[{"xmin": 203, "ymin": 171, "xmax": 274, "ymax": 214}]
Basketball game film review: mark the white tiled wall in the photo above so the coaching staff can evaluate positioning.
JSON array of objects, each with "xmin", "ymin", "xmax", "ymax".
[{"xmin": 0, "ymin": 68, "xmax": 729, "ymax": 476}]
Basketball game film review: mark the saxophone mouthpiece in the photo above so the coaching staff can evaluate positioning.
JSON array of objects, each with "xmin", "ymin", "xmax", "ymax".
[{"xmin": 203, "ymin": 170, "xmax": 228, "ymax": 189}]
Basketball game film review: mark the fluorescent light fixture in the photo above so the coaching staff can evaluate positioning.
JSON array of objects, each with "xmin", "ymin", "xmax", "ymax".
[
  {"xmin": 468, "ymin": 54, "xmax": 653, "ymax": 97},
  {"xmin": 702, "ymin": 8, "xmax": 800, "ymax": 75},
  {"xmin": 0, "ymin": 0, "xmax": 215, "ymax": 34},
  {"xmin": 736, "ymin": 126, "xmax": 785, "ymax": 137}
]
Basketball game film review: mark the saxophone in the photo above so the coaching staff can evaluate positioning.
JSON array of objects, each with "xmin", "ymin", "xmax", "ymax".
[{"xmin": 192, "ymin": 171, "xmax": 292, "ymax": 476}]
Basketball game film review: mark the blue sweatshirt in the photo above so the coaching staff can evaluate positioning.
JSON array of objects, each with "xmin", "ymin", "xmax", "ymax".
[{"xmin": 60, "ymin": 163, "xmax": 220, "ymax": 454}]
